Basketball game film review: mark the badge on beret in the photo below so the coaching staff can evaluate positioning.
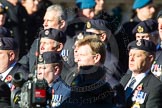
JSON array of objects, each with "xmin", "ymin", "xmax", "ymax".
[
  {"xmin": 0, "ymin": 6, "xmax": 3, "ymax": 13},
  {"xmin": 137, "ymin": 26, "xmax": 144, "ymax": 33},
  {"xmin": 77, "ymin": 33, "xmax": 84, "ymax": 40},
  {"xmin": 45, "ymin": 30, "xmax": 49, "ymax": 36},
  {"xmin": 86, "ymin": 22, "xmax": 91, "ymax": 29},
  {"xmin": 38, "ymin": 54, "xmax": 44, "ymax": 63},
  {"xmin": 136, "ymin": 39, "xmax": 142, "ymax": 46}
]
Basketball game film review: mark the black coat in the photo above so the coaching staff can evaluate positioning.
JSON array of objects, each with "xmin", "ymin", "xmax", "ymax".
[
  {"xmin": 0, "ymin": 80, "xmax": 11, "ymax": 107},
  {"xmin": 60, "ymin": 65, "xmax": 125, "ymax": 108},
  {"xmin": 120, "ymin": 71, "xmax": 162, "ymax": 108},
  {"xmin": 0, "ymin": 0, "xmax": 30, "ymax": 57}
]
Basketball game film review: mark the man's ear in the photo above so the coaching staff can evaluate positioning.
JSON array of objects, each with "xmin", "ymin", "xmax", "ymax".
[
  {"xmin": 56, "ymin": 43, "xmax": 64, "ymax": 52},
  {"xmin": 9, "ymin": 51, "xmax": 15, "ymax": 61},
  {"xmin": 94, "ymin": 53, "xmax": 101, "ymax": 64},
  {"xmin": 59, "ymin": 20, "xmax": 66, "ymax": 30},
  {"xmin": 54, "ymin": 65, "xmax": 61, "ymax": 76},
  {"xmin": 100, "ymin": 33, "xmax": 107, "ymax": 42}
]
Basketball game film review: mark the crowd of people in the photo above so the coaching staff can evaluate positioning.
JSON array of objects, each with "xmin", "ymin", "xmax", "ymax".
[{"xmin": 1, "ymin": 0, "xmax": 162, "ymax": 108}]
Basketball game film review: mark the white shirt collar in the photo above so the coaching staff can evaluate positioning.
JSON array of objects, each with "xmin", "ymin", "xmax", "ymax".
[
  {"xmin": 125, "ymin": 70, "xmax": 149, "ymax": 90},
  {"xmin": 0, "ymin": 62, "xmax": 16, "ymax": 81}
]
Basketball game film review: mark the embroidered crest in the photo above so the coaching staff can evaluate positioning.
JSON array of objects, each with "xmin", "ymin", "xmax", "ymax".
[
  {"xmin": 136, "ymin": 39, "xmax": 141, "ymax": 46},
  {"xmin": 86, "ymin": 22, "xmax": 91, "ymax": 29},
  {"xmin": 137, "ymin": 26, "xmax": 144, "ymax": 33}
]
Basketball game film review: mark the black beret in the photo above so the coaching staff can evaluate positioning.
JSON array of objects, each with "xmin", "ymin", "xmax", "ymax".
[
  {"xmin": 132, "ymin": 19, "xmax": 158, "ymax": 35},
  {"xmin": 127, "ymin": 39, "xmax": 156, "ymax": 53},
  {"xmin": 86, "ymin": 19, "xmax": 111, "ymax": 33},
  {"xmin": 0, "ymin": 37, "xmax": 18, "ymax": 50},
  {"xmin": 0, "ymin": 27, "xmax": 12, "ymax": 37},
  {"xmin": 157, "ymin": 10, "xmax": 162, "ymax": 19},
  {"xmin": 39, "ymin": 28, "xmax": 66, "ymax": 44},
  {"xmin": 0, "ymin": 3, "xmax": 7, "ymax": 14},
  {"xmin": 38, "ymin": 51, "xmax": 61, "ymax": 64}
]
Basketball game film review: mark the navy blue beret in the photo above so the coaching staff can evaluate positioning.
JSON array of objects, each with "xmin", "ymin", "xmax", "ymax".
[
  {"xmin": 0, "ymin": 27, "xmax": 11, "ymax": 37},
  {"xmin": 133, "ymin": 0, "xmax": 153, "ymax": 9},
  {"xmin": 132, "ymin": 19, "xmax": 158, "ymax": 35},
  {"xmin": 0, "ymin": 37, "xmax": 18, "ymax": 50},
  {"xmin": 0, "ymin": 3, "xmax": 7, "ymax": 14},
  {"xmin": 76, "ymin": 0, "xmax": 96, "ymax": 9},
  {"xmin": 128, "ymin": 39, "xmax": 156, "ymax": 53},
  {"xmin": 38, "ymin": 51, "xmax": 61, "ymax": 64},
  {"xmin": 157, "ymin": 10, "xmax": 162, "ymax": 19},
  {"xmin": 86, "ymin": 19, "xmax": 111, "ymax": 33},
  {"xmin": 39, "ymin": 28, "xmax": 66, "ymax": 44}
]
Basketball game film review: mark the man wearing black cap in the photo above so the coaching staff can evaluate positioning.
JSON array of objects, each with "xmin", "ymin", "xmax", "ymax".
[
  {"xmin": 133, "ymin": 19, "xmax": 159, "ymax": 45},
  {"xmin": 19, "ymin": 28, "xmax": 66, "ymax": 73},
  {"xmin": 120, "ymin": 39, "xmax": 162, "ymax": 108},
  {"xmin": 115, "ymin": 0, "xmax": 155, "ymax": 74},
  {"xmin": 0, "ymin": 37, "xmax": 29, "ymax": 89},
  {"xmin": 37, "ymin": 51, "xmax": 70, "ymax": 108}
]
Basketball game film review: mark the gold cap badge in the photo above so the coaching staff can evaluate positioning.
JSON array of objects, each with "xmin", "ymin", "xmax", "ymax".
[
  {"xmin": 86, "ymin": 22, "xmax": 91, "ymax": 29},
  {"xmin": 137, "ymin": 26, "xmax": 144, "ymax": 33}
]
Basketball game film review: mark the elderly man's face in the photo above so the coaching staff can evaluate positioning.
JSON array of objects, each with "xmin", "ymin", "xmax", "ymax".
[
  {"xmin": 43, "ymin": 11, "xmax": 61, "ymax": 30},
  {"xmin": 129, "ymin": 49, "xmax": 153, "ymax": 74},
  {"xmin": 0, "ymin": 50, "xmax": 14, "ymax": 73},
  {"xmin": 39, "ymin": 38, "xmax": 57, "ymax": 54}
]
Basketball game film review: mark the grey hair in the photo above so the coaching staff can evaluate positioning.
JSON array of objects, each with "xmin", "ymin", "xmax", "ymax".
[{"xmin": 46, "ymin": 4, "xmax": 67, "ymax": 21}]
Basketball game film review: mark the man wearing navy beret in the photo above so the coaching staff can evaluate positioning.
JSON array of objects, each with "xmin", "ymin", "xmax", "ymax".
[
  {"xmin": 122, "ymin": 0, "xmax": 155, "ymax": 42},
  {"xmin": 133, "ymin": 19, "xmax": 159, "ymax": 45},
  {"xmin": 115, "ymin": 0, "xmax": 155, "ymax": 74},
  {"xmin": 37, "ymin": 51, "xmax": 70, "ymax": 108},
  {"xmin": 120, "ymin": 39, "xmax": 162, "ymax": 108}
]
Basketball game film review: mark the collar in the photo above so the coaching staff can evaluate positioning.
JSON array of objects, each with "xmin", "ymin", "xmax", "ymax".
[{"xmin": 0, "ymin": 62, "xmax": 16, "ymax": 81}]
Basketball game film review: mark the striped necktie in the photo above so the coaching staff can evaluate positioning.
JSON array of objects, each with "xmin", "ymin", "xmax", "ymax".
[{"xmin": 125, "ymin": 77, "xmax": 136, "ymax": 100}]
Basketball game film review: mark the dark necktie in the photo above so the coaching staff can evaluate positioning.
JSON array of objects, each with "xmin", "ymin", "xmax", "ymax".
[{"xmin": 125, "ymin": 77, "xmax": 136, "ymax": 100}]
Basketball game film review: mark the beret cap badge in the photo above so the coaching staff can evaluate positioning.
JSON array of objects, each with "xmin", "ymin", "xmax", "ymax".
[
  {"xmin": 136, "ymin": 39, "xmax": 142, "ymax": 46},
  {"xmin": 77, "ymin": 33, "xmax": 84, "ymax": 40},
  {"xmin": 86, "ymin": 22, "xmax": 91, "ymax": 29},
  {"xmin": 45, "ymin": 30, "xmax": 49, "ymax": 36},
  {"xmin": 137, "ymin": 26, "xmax": 144, "ymax": 33},
  {"xmin": 38, "ymin": 54, "xmax": 44, "ymax": 63}
]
